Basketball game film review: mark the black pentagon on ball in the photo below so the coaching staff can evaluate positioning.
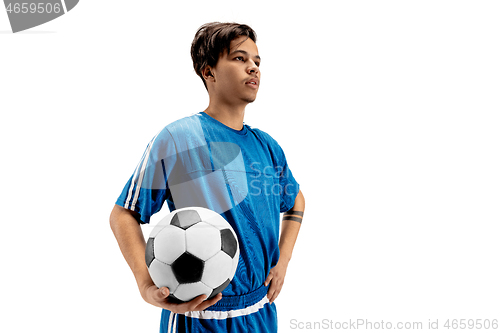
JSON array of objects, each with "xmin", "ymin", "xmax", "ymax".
[
  {"xmin": 170, "ymin": 210, "xmax": 202, "ymax": 230},
  {"xmin": 220, "ymin": 229, "xmax": 238, "ymax": 258},
  {"xmin": 145, "ymin": 237, "xmax": 155, "ymax": 268},
  {"xmin": 172, "ymin": 252, "xmax": 205, "ymax": 283}
]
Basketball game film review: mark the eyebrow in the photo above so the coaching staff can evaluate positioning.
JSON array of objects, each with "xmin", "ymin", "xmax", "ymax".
[{"xmin": 229, "ymin": 50, "xmax": 261, "ymax": 61}]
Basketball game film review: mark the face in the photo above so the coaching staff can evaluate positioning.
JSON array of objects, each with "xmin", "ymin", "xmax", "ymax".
[{"xmin": 206, "ymin": 35, "xmax": 261, "ymax": 104}]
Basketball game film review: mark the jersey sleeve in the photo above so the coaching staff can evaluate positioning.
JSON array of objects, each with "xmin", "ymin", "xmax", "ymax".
[
  {"xmin": 277, "ymin": 146, "xmax": 300, "ymax": 213},
  {"xmin": 253, "ymin": 128, "xmax": 301, "ymax": 213},
  {"xmin": 115, "ymin": 128, "xmax": 178, "ymax": 223}
]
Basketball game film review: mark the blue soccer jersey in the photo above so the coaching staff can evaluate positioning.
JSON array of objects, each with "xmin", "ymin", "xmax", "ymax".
[{"xmin": 116, "ymin": 111, "xmax": 299, "ymax": 332}]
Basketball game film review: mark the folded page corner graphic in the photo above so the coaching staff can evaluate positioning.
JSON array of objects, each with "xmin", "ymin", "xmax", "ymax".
[
  {"xmin": 4, "ymin": 0, "xmax": 79, "ymax": 33},
  {"xmin": 64, "ymin": 0, "xmax": 78, "ymax": 12}
]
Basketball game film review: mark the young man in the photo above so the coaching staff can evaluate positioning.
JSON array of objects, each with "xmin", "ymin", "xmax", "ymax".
[{"xmin": 110, "ymin": 22, "xmax": 305, "ymax": 332}]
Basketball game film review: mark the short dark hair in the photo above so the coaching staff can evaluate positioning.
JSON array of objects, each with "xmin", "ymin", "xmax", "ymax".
[{"xmin": 191, "ymin": 22, "xmax": 257, "ymax": 90}]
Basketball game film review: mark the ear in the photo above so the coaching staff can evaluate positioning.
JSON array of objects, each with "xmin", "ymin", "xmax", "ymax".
[{"xmin": 202, "ymin": 66, "xmax": 215, "ymax": 82}]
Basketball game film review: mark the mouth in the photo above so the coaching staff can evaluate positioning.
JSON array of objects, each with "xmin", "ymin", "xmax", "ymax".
[{"xmin": 245, "ymin": 78, "xmax": 259, "ymax": 89}]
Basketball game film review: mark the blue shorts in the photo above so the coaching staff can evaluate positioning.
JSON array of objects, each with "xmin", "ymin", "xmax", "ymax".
[{"xmin": 160, "ymin": 285, "xmax": 277, "ymax": 333}]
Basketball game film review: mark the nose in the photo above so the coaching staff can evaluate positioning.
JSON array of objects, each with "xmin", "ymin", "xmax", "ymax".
[{"xmin": 247, "ymin": 61, "xmax": 259, "ymax": 75}]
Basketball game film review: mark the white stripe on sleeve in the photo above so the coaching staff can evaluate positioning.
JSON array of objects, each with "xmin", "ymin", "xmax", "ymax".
[{"xmin": 124, "ymin": 131, "xmax": 162, "ymax": 211}]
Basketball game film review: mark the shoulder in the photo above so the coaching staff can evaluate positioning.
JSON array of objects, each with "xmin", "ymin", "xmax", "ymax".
[
  {"xmin": 154, "ymin": 113, "xmax": 207, "ymax": 152},
  {"xmin": 248, "ymin": 125, "xmax": 280, "ymax": 148},
  {"xmin": 247, "ymin": 125, "xmax": 287, "ymax": 164},
  {"xmin": 153, "ymin": 113, "xmax": 205, "ymax": 143},
  {"xmin": 165, "ymin": 113, "xmax": 204, "ymax": 135},
  {"xmin": 248, "ymin": 125, "xmax": 284, "ymax": 153},
  {"xmin": 142, "ymin": 113, "xmax": 202, "ymax": 153}
]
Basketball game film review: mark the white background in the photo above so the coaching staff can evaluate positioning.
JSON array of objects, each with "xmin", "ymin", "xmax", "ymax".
[{"xmin": 1, "ymin": 1, "xmax": 499, "ymax": 332}]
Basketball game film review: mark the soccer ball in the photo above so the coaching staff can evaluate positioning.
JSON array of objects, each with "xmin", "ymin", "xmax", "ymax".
[{"xmin": 145, "ymin": 207, "xmax": 240, "ymax": 302}]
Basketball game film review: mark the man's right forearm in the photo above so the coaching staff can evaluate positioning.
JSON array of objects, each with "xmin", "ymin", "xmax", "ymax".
[{"xmin": 110, "ymin": 204, "xmax": 154, "ymax": 295}]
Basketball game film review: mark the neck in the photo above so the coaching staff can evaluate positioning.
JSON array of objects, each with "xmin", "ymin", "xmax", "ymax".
[{"xmin": 204, "ymin": 102, "xmax": 246, "ymax": 131}]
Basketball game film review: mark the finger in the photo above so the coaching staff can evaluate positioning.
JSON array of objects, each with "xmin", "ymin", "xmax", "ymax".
[
  {"xmin": 159, "ymin": 287, "xmax": 170, "ymax": 298},
  {"xmin": 169, "ymin": 292, "xmax": 221, "ymax": 313},
  {"xmin": 195, "ymin": 293, "xmax": 222, "ymax": 311},
  {"xmin": 152, "ymin": 287, "xmax": 170, "ymax": 303},
  {"xmin": 267, "ymin": 279, "xmax": 276, "ymax": 302},
  {"xmin": 180, "ymin": 294, "xmax": 207, "ymax": 312},
  {"xmin": 267, "ymin": 290, "xmax": 274, "ymax": 304},
  {"xmin": 267, "ymin": 279, "xmax": 283, "ymax": 304},
  {"xmin": 264, "ymin": 272, "xmax": 273, "ymax": 287},
  {"xmin": 269, "ymin": 284, "xmax": 281, "ymax": 303}
]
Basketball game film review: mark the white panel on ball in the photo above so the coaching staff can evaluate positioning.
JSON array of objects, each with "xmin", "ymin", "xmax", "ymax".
[
  {"xmin": 175, "ymin": 282, "xmax": 213, "ymax": 302},
  {"xmin": 185, "ymin": 222, "xmax": 221, "ymax": 261},
  {"xmin": 149, "ymin": 214, "xmax": 175, "ymax": 238},
  {"xmin": 194, "ymin": 207, "xmax": 232, "ymax": 230},
  {"xmin": 204, "ymin": 214, "xmax": 233, "ymax": 230},
  {"xmin": 202, "ymin": 252, "xmax": 233, "ymax": 289},
  {"xmin": 154, "ymin": 225, "xmax": 186, "ymax": 264},
  {"xmin": 148, "ymin": 260, "xmax": 179, "ymax": 293}
]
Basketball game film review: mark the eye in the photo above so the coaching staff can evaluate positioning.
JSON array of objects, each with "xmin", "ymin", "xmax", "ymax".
[{"xmin": 235, "ymin": 56, "xmax": 244, "ymax": 61}]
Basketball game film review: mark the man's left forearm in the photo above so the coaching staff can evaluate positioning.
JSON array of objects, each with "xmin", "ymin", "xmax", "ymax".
[
  {"xmin": 279, "ymin": 189, "xmax": 305, "ymax": 262},
  {"xmin": 265, "ymin": 190, "xmax": 305, "ymax": 303}
]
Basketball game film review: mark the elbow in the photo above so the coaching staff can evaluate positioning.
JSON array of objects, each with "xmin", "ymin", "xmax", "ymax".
[
  {"xmin": 291, "ymin": 189, "xmax": 305, "ymax": 212},
  {"xmin": 109, "ymin": 205, "xmax": 120, "ymax": 234},
  {"xmin": 298, "ymin": 189, "xmax": 305, "ymax": 210},
  {"xmin": 109, "ymin": 204, "xmax": 142, "ymax": 233}
]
